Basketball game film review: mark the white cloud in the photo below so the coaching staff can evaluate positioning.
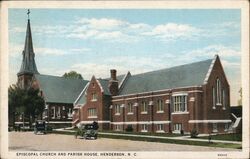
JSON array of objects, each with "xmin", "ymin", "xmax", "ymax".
[
  {"xmin": 142, "ymin": 23, "xmax": 201, "ymax": 42},
  {"xmin": 186, "ymin": 45, "xmax": 241, "ymax": 59},
  {"xmin": 35, "ymin": 48, "xmax": 67, "ymax": 56},
  {"xmin": 76, "ymin": 18, "xmax": 127, "ymax": 30},
  {"xmin": 70, "ymin": 48, "xmax": 91, "ymax": 53}
]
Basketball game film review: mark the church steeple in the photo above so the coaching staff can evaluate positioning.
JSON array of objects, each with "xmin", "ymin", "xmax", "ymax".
[
  {"xmin": 17, "ymin": 10, "xmax": 39, "ymax": 89},
  {"xmin": 17, "ymin": 9, "xmax": 39, "ymax": 76}
]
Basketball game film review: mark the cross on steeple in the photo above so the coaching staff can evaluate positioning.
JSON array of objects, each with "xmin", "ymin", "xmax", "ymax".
[{"xmin": 27, "ymin": 9, "xmax": 30, "ymax": 19}]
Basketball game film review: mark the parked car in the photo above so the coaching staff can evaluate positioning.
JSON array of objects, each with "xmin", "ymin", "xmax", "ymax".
[
  {"xmin": 83, "ymin": 122, "xmax": 99, "ymax": 139},
  {"xmin": 34, "ymin": 120, "xmax": 46, "ymax": 134}
]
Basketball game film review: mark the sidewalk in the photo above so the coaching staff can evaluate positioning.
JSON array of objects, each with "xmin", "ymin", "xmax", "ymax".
[{"xmin": 54, "ymin": 128, "xmax": 241, "ymax": 145}]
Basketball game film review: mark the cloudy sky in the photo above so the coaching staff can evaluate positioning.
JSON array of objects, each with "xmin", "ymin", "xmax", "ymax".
[{"xmin": 9, "ymin": 9, "xmax": 241, "ymax": 105}]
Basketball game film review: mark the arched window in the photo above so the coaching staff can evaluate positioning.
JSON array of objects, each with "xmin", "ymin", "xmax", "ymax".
[
  {"xmin": 216, "ymin": 78, "xmax": 222, "ymax": 104},
  {"xmin": 212, "ymin": 87, "xmax": 215, "ymax": 109}
]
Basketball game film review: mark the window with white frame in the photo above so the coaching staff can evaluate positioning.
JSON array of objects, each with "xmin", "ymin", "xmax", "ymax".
[
  {"xmin": 68, "ymin": 108, "xmax": 72, "ymax": 118},
  {"xmin": 173, "ymin": 123, "xmax": 182, "ymax": 131},
  {"xmin": 91, "ymin": 92, "xmax": 97, "ymax": 101},
  {"xmin": 115, "ymin": 104, "xmax": 121, "ymax": 115},
  {"xmin": 216, "ymin": 78, "xmax": 222, "ymax": 104},
  {"xmin": 88, "ymin": 108, "xmax": 97, "ymax": 117},
  {"xmin": 157, "ymin": 124, "xmax": 164, "ymax": 131},
  {"xmin": 141, "ymin": 101, "xmax": 148, "ymax": 113},
  {"xmin": 222, "ymin": 89, "xmax": 226, "ymax": 109},
  {"xmin": 173, "ymin": 96, "xmax": 187, "ymax": 112},
  {"xmin": 141, "ymin": 124, "xmax": 148, "ymax": 132},
  {"xmin": 224, "ymin": 123, "xmax": 229, "ymax": 131},
  {"xmin": 157, "ymin": 99, "xmax": 164, "ymax": 112},
  {"xmin": 212, "ymin": 123, "xmax": 218, "ymax": 132},
  {"xmin": 127, "ymin": 103, "xmax": 133, "ymax": 114},
  {"xmin": 57, "ymin": 107, "xmax": 61, "ymax": 118},
  {"xmin": 115, "ymin": 125, "xmax": 122, "ymax": 131},
  {"xmin": 212, "ymin": 87, "xmax": 216, "ymax": 109},
  {"xmin": 51, "ymin": 107, "xmax": 55, "ymax": 118}
]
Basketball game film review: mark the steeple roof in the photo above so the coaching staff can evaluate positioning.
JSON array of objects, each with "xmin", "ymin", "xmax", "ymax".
[{"xmin": 17, "ymin": 18, "xmax": 39, "ymax": 76}]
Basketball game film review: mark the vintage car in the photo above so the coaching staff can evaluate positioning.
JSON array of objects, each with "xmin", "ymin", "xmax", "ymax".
[
  {"xmin": 83, "ymin": 122, "xmax": 99, "ymax": 139},
  {"xmin": 34, "ymin": 120, "xmax": 46, "ymax": 134}
]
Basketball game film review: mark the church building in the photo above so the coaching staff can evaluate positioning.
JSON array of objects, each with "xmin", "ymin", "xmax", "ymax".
[
  {"xmin": 17, "ymin": 14, "xmax": 88, "ymax": 127},
  {"xmin": 16, "ymin": 12, "xmax": 235, "ymax": 134}
]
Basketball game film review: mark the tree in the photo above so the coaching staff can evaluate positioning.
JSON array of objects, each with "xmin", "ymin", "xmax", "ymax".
[
  {"xmin": 8, "ymin": 85, "xmax": 45, "ymax": 127},
  {"xmin": 62, "ymin": 71, "xmax": 83, "ymax": 79},
  {"xmin": 8, "ymin": 85, "xmax": 26, "ymax": 127},
  {"xmin": 237, "ymin": 88, "xmax": 242, "ymax": 106}
]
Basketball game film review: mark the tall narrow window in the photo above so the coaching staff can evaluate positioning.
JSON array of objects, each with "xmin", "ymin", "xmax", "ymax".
[
  {"xmin": 216, "ymin": 78, "xmax": 221, "ymax": 104},
  {"xmin": 127, "ymin": 103, "xmax": 133, "ymax": 114},
  {"xmin": 141, "ymin": 101, "xmax": 148, "ymax": 113},
  {"xmin": 51, "ymin": 107, "xmax": 55, "ymax": 119},
  {"xmin": 115, "ymin": 104, "xmax": 121, "ymax": 115},
  {"xmin": 157, "ymin": 100, "xmax": 164, "ymax": 112},
  {"xmin": 92, "ymin": 92, "xmax": 97, "ymax": 101},
  {"xmin": 57, "ymin": 107, "xmax": 61, "ymax": 118},
  {"xmin": 141, "ymin": 124, "xmax": 148, "ymax": 132},
  {"xmin": 212, "ymin": 123, "xmax": 218, "ymax": 132},
  {"xmin": 212, "ymin": 87, "xmax": 216, "ymax": 109},
  {"xmin": 222, "ymin": 89, "xmax": 226, "ymax": 109}
]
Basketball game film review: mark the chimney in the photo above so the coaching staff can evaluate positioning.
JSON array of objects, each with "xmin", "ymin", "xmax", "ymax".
[
  {"xmin": 109, "ymin": 69, "xmax": 118, "ymax": 96},
  {"xmin": 110, "ymin": 69, "xmax": 117, "ymax": 80}
]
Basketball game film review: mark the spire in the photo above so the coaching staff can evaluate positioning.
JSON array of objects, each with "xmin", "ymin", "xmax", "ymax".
[{"xmin": 17, "ymin": 10, "xmax": 39, "ymax": 76}]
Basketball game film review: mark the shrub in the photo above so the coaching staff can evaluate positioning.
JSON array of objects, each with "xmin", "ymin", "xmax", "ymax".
[
  {"xmin": 190, "ymin": 129, "xmax": 199, "ymax": 138},
  {"xmin": 125, "ymin": 125, "xmax": 133, "ymax": 132}
]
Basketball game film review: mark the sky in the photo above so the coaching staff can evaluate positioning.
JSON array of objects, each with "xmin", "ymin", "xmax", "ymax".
[{"xmin": 9, "ymin": 9, "xmax": 241, "ymax": 105}]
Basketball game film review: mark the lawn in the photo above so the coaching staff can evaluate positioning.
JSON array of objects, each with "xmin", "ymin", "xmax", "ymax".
[
  {"xmin": 199, "ymin": 133, "xmax": 242, "ymax": 141},
  {"xmin": 51, "ymin": 130, "xmax": 241, "ymax": 149}
]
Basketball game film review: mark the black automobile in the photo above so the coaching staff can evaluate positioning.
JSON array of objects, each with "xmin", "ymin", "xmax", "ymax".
[
  {"xmin": 34, "ymin": 120, "xmax": 46, "ymax": 134},
  {"xmin": 83, "ymin": 122, "xmax": 99, "ymax": 139}
]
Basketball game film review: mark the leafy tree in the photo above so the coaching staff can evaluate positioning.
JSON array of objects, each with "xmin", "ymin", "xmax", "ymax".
[
  {"xmin": 8, "ymin": 85, "xmax": 45, "ymax": 127},
  {"xmin": 62, "ymin": 71, "xmax": 83, "ymax": 79},
  {"xmin": 237, "ymin": 88, "xmax": 242, "ymax": 106},
  {"xmin": 8, "ymin": 85, "xmax": 26, "ymax": 126}
]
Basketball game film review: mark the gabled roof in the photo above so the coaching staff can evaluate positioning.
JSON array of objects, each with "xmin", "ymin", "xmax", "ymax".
[
  {"xmin": 97, "ymin": 74, "xmax": 126, "ymax": 95},
  {"xmin": 35, "ymin": 74, "xmax": 88, "ymax": 104},
  {"xmin": 97, "ymin": 79, "xmax": 111, "ymax": 95},
  {"xmin": 74, "ymin": 82, "xmax": 89, "ymax": 106},
  {"xmin": 119, "ymin": 59, "xmax": 213, "ymax": 95}
]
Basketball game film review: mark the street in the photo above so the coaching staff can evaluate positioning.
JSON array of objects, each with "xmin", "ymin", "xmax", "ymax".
[{"xmin": 9, "ymin": 132, "xmax": 239, "ymax": 151}]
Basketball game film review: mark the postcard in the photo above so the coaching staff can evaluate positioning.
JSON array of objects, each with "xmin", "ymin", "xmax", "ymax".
[{"xmin": 0, "ymin": 1, "xmax": 249, "ymax": 159}]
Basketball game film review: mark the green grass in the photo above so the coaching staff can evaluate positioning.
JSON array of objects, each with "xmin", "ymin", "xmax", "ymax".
[
  {"xmin": 99, "ymin": 130, "xmax": 183, "ymax": 137},
  {"xmin": 51, "ymin": 130, "xmax": 241, "ymax": 149},
  {"xmin": 199, "ymin": 133, "xmax": 242, "ymax": 141}
]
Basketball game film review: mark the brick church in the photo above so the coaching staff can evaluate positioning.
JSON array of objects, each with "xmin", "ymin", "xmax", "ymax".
[{"xmin": 17, "ymin": 13, "xmax": 234, "ymax": 134}]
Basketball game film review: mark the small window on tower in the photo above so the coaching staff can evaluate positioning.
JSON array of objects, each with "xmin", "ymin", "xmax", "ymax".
[{"xmin": 92, "ymin": 83, "xmax": 95, "ymax": 88}]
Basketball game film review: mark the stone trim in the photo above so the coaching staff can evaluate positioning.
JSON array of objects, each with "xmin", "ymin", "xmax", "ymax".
[{"xmin": 188, "ymin": 120, "xmax": 231, "ymax": 123}]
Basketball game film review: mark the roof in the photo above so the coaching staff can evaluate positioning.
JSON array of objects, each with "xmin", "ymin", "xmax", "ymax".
[
  {"xmin": 98, "ymin": 79, "xmax": 111, "ymax": 95},
  {"xmin": 74, "ymin": 82, "xmax": 89, "ymax": 106},
  {"xmin": 35, "ymin": 74, "xmax": 88, "ymax": 104},
  {"xmin": 119, "ymin": 59, "xmax": 213, "ymax": 95},
  {"xmin": 18, "ymin": 19, "xmax": 39, "ymax": 76},
  {"xmin": 98, "ymin": 74, "xmax": 126, "ymax": 95}
]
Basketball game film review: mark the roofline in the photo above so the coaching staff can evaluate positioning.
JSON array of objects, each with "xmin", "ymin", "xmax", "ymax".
[
  {"xmin": 113, "ymin": 85, "xmax": 202, "ymax": 99},
  {"xmin": 73, "ymin": 82, "xmax": 89, "ymax": 106},
  {"xmin": 118, "ymin": 71, "xmax": 130, "ymax": 89},
  {"xmin": 35, "ymin": 74, "xmax": 89, "ymax": 82},
  {"xmin": 203, "ymin": 55, "xmax": 217, "ymax": 84},
  {"xmin": 96, "ymin": 79, "xmax": 104, "ymax": 93},
  {"xmin": 129, "ymin": 58, "xmax": 213, "ymax": 78}
]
